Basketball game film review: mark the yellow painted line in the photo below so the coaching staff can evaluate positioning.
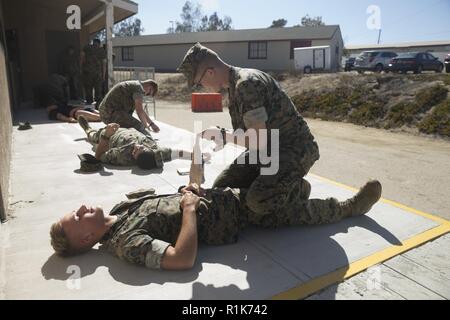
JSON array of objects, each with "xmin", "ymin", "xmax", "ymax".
[
  {"xmin": 272, "ymin": 223, "xmax": 450, "ymax": 300},
  {"xmin": 271, "ymin": 173, "xmax": 450, "ymax": 300},
  {"xmin": 309, "ymin": 173, "xmax": 450, "ymax": 226}
]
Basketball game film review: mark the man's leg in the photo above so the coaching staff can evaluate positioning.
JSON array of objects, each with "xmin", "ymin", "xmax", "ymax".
[
  {"xmin": 83, "ymin": 74, "xmax": 94, "ymax": 104},
  {"xmin": 107, "ymin": 110, "xmax": 144, "ymax": 131},
  {"xmin": 245, "ymin": 165, "xmax": 381, "ymax": 228},
  {"xmin": 213, "ymin": 152, "xmax": 261, "ymax": 189},
  {"xmin": 94, "ymin": 76, "xmax": 103, "ymax": 105}
]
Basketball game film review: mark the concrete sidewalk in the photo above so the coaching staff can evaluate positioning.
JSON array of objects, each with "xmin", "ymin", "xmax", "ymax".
[{"xmin": 1, "ymin": 108, "xmax": 449, "ymax": 300}]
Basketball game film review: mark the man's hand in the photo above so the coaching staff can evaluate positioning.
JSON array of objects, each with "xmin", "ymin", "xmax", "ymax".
[
  {"xmin": 199, "ymin": 127, "xmax": 226, "ymax": 152},
  {"xmin": 181, "ymin": 183, "xmax": 206, "ymax": 197},
  {"xmin": 68, "ymin": 117, "xmax": 77, "ymax": 123},
  {"xmin": 149, "ymin": 122, "xmax": 160, "ymax": 133},
  {"xmin": 105, "ymin": 123, "xmax": 120, "ymax": 137},
  {"xmin": 180, "ymin": 191, "xmax": 200, "ymax": 211}
]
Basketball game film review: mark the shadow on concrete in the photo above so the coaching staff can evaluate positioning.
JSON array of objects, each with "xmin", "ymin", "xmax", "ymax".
[
  {"xmin": 190, "ymin": 215, "xmax": 401, "ymax": 300},
  {"xmin": 41, "ymin": 248, "xmax": 202, "ymax": 287},
  {"xmin": 40, "ymin": 215, "xmax": 400, "ymax": 299}
]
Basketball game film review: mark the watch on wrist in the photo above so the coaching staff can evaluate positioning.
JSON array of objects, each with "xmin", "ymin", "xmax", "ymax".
[{"xmin": 101, "ymin": 133, "xmax": 110, "ymax": 141}]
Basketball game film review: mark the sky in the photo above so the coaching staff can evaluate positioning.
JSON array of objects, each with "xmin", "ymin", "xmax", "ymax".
[{"xmin": 132, "ymin": 0, "xmax": 450, "ymax": 45}]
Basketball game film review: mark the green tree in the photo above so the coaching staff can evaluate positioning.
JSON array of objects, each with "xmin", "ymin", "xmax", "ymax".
[
  {"xmin": 295, "ymin": 14, "xmax": 325, "ymax": 27},
  {"xmin": 171, "ymin": 1, "xmax": 233, "ymax": 33},
  {"xmin": 95, "ymin": 17, "xmax": 144, "ymax": 41},
  {"xmin": 269, "ymin": 19, "xmax": 288, "ymax": 28}
]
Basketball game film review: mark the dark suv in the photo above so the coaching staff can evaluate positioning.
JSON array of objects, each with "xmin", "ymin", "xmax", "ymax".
[{"xmin": 388, "ymin": 52, "xmax": 444, "ymax": 74}]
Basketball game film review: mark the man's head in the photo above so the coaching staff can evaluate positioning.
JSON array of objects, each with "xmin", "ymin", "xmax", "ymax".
[
  {"xmin": 132, "ymin": 144, "xmax": 158, "ymax": 170},
  {"xmin": 50, "ymin": 205, "xmax": 108, "ymax": 256},
  {"xmin": 142, "ymin": 80, "xmax": 158, "ymax": 97},
  {"xmin": 93, "ymin": 39, "xmax": 101, "ymax": 48},
  {"xmin": 177, "ymin": 43, "xmax": 229, "ymax": 93}
]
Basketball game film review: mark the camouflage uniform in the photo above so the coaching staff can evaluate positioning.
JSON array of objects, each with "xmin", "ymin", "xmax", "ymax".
[
  {"xmin": 82, "ymin": 44, "xmax": 106, "ymax": 104},
  {"xmin": 41, "ymin": 74, "xmax": 70, "ymax": 107},
  {"xmin": 86, "ymin": 127, "xmax": 171, "ymax": 167},
  {"xmin": 178, "ymin": 43, "xmax": 342, "ymax": 226},
  {"xmin": 100, "ymin": 187, "xmax": 348, "ymax": 269},
  {"xmin": 60, "ymin": 51, "xmax": 81, "ymax": 100},
  {"xmin": 99, "ymin": 80, "xmax": 146, "ymax": 131}
]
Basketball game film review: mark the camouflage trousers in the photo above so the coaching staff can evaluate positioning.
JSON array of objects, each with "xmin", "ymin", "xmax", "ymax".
[
  {"xmin": 99, "ymin": 106, "xmax": 144, "ymax": 132},
  {"xmin": 82, "ymin": 72, "xmax": 103, "ymax": 104},
  {"xmin": 85, "ymin": 128, "xmax": 104, "ymax": 145},
  {"xmin": 213, "ymin": 142, "xmax": 347, "ymax": 228}
]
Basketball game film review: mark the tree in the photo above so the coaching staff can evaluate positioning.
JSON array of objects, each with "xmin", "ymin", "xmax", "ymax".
[
  {"xmin": 95, "ymin": 17, "xmax": 144, "ymax": 42},
  {"xmin": 170, "ymin": 1, "xmax": 233, "ymax": 33},
  {"xmin": 115, "ymin": 17, "xmax": 144, "ymax": 37},
  {"xmin": 198, "ymin": 12, "xmax": 233, "ymax": 32},
  {"xmin": 295, "ymin": 14, "xmax": 325, "ymax": 27},
  {"xmin": 174, "ymin": 1, "xmax": 202, "ymax": 33},
  {"xmin": 269, "ymin": 19, "xmax": 288, "ymax": 28}
]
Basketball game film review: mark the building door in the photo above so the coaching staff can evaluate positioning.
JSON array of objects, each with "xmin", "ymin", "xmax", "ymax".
[
  {"xmin": 5, "ymin": 29, "xmax": 23, "ymax": 107},
  {"xmin": 313, "ymin": 49, "xmax": 325, "ymax": 69},
  {"xmin": 45, "ymin": 30, "xmax": 80, "ymax": 75}
]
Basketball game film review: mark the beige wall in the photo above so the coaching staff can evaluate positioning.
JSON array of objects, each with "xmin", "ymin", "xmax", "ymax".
[
  {"xmin": 0, "ymin": 1, "xmax": 12, "ymax": 221},
  {"xmin": 115, "ymin": 40, "xmax": 343, "ymax": 72}
]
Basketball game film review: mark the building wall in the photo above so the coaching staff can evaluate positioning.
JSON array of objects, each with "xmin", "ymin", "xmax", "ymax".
[
  {"xmin": 2, "ymin": 0, "xmax": 90, "ymax": 102},
  {"xmin": 114, "ymin": 39, "xmax": 339, "ymax": 72},
  {"xmin": 0, "ymin": 0, "xmax": 12, "ymax": 222}
]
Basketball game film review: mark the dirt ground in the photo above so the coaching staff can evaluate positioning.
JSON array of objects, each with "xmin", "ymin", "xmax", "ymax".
[{"xmin": 153, "ymin": 100, "xmax": 450, "ymax": 221}]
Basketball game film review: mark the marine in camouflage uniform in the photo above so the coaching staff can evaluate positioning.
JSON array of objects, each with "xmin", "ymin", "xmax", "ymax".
[
  {"xmin": 85, "ymin": 126, "xmax": 171, "ymax": 167},
  {"xmin": 99, "ymin": 80, "xmax": 146, "ymax": 132},
  {"xmin": 177, "ymin": 43, "xmax": 346, "ymax": 226},
  {"xmin": 60, "ymin": 46, "xmax": 81, "ymax": 100},
  {"xmin": 100, "ymin": 185, "xmax": 353, "ymax": 269},
  {"xmin": 82, "ymin": 41, "xmax": 106, "ymax": 104}
]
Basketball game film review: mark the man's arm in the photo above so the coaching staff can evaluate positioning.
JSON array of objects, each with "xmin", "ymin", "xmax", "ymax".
[
  {"xmin": 160, "ymin": 192, "xmax": 199, "ymax": 270},
  {"xmin": 135, "ymin": 97, "xmax": 160, "ymax": 132},
  {"xmin": 94, "ymin": 123, "xmax": 119, "ymax": 160}
]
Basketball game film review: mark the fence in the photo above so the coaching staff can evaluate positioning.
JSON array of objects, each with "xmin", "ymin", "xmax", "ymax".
[{"xmin": 113, "ymin": 67, "xmax": 157, "ymax": 119}]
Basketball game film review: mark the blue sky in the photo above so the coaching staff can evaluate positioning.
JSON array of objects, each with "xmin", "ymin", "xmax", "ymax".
[{"xmin": 132, "ymin": 0, "xmax": 450, "ymax": 45}]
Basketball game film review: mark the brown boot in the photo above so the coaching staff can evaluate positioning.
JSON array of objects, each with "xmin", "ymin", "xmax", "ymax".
[{"xmin": 341, "ymin": 180, "xmax": 382, "ymax": 217}]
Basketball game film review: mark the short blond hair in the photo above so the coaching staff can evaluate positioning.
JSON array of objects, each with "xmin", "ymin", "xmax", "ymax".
[
  {"xmin": 142, "ymin": 79, "xmax": 158, "ymax": 96},
  {"xmin": 50, "ymin": 220, "xmax": 71, "ymax": 257}
]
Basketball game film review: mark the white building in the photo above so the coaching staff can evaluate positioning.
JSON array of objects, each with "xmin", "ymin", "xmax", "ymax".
[{"xmin": 113, "ymin": 25, "xmax": 344, "ymax": 72}]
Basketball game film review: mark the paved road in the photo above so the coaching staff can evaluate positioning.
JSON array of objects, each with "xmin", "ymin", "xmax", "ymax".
[
  {"xmin": 153, "ymin": 100, "xmax": 450, "ymax": 299},
  {"xmin": 154, "ymin": 100, "xmax": 450, "ymax": 221}
]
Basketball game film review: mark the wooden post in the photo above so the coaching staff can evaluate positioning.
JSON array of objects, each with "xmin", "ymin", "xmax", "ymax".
[{"xmin": 105, "ymin": 0, "xmax": 114, "ymax": 89}]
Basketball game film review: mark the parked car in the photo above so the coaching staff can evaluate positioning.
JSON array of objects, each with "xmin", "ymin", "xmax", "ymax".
[
  {"xmin": 445, "ymin": 53, "xmax": 450, "ymax": 73},
  {"xmin": 344, "ymin": 57, "xmax": 356, "ymax": 72},
  {"xmin": 388, "ymin": 52, "xmax": 444, "ymax": 74},
  {"xmin": 354, "ymin": 51, "xmax": 397, "ymax": 73}
]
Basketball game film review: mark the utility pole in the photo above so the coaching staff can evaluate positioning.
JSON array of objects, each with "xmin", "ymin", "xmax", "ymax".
[
  {"xmin": 377, "ymin": 29, "xmax": 382, "ymax": 44},
  {"xmin": 169, "ymin": 21, "xmax": 175, "ymax": 33}
]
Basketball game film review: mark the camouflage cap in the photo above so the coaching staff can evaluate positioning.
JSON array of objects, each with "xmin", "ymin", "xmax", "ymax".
[
  {"xmin": 78, "ymin": 154, "xmax": 102, "ymax": 173},
  {"xmin": 177, "ymin": 42, "xmax": 219, "ymax": 89}
]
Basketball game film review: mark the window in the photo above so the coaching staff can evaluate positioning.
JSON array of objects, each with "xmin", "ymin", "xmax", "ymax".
[
  {"xmin": 248, "ymin": 41, "xmax": 267, "ymax": 59},
  {"xmin": 122, "ymin": 47, "xmax": 134, "ymax": 61}
]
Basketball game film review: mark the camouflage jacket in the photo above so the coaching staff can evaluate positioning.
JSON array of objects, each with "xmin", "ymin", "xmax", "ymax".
[
  {"xmin": 99, "ymin": 81, "xmax": 145, "ymax": 115},
  {"xmin": 99, "ymin": 127, "xmax": 172, "ymax": 167},
  {"xmin": 100, "ymin": 188, "xmax": 246, "ymax": 269},
  {"xmin": 82, "ymin": 44, "xmax": 106, "ymax": 74}
]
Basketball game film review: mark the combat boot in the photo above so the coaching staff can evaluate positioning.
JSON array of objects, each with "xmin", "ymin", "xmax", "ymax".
[
  {"xmin": 78, "ymin": 115, "xmax": 91, "ymax": 133},
  {"xmin": 299, "ymin": 179, "xmax": 311, "ymax": 200},
  {"xmin": 341, "ymin": 180, "xmax": 382, "ymax": 217}
]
